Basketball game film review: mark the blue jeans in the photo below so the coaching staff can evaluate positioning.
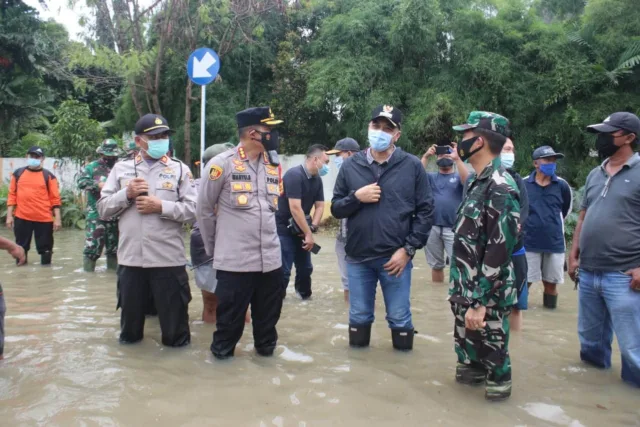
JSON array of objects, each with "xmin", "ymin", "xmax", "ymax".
[
  {"xmin": 279, "ymin": 233, "xmax": 313, "ymax": 298},
  {"xmin": 346, "ymin": 257, "xmax": 413, "ymax": 329},
  {"xmin": 578, "ymin": 270, "xmax": 640, "ymax": 387}
]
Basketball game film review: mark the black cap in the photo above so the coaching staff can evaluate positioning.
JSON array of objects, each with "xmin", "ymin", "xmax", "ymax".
[
  {"xmin": 587, "ymin": 112, "xmax": 640, "ymax": 142},
  {"xmin": 134, "ymin": 114, "xmax": 172, "ymax": 136},
  {"xmin": 371, "ymin": 105, "xmax": 402, "ymax": 128},
  {"xmin": 532, "ymin": 145, "xmax": 565, "ymax": 160},
  {"xmin": 236, "ymin": 107, "xmax": 283, "ymax": 128},
  {"xmin": 326, "ymin": 137, "xmax": 360, "ymax": 155},
  {"xmin": 27, "ymin": 146, "xmax": 44, "ymax": 157}
]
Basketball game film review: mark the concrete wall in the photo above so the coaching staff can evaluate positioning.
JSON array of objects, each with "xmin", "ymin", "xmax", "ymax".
[{"xmin": 0, "ymin": 158, "xmax": 82, "ymax": 191}]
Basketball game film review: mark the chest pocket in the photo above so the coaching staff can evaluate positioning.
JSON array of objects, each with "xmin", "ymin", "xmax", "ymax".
[
  {"xmin": 455, "ymin": 201, "xmax": 482, "ymax": 241},
  {"xmin": 266, "ymin": 179, "xmax": 280, "ymax": 211},
  {"xmin": 155, "ymin": 172, "xmax": 180, "ymax": 201},
  {"xmin": 230, "ymin": 181, "xmax": 254, "ymax": 210}
]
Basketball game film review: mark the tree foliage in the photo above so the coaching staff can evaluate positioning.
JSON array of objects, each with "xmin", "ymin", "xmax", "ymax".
[{"xmin": 2, "ymin": 0, "xmax": 639, "ymax": 186}]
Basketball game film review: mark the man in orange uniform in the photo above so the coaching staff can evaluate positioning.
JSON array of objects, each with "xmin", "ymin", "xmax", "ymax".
[{"xmin": 6, "ymin": 146, "xmax": 62, "ymax": 265}]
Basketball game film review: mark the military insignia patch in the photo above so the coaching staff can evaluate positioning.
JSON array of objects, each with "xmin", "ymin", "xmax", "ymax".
[
  {"xmin": 266, "ymin": 168, "xmax": 278, "ymax": 176},
  {"xmin": 232, "ymin": 183, "xmax": 243, "ymax": 191},
  {"xmin": 209, "ymin": 165, "xmax": 223, "ymax": 180},
  {"xmin": 162, "ymin": 181, "xmax": 173, "ymax": 190},
  {"xmin": 160, "ymin": 156, "xmax": 168, "ymax": 164},
  {"xmin": 243, "ymin": 183, "xmax": 252, "ymax": 191},
  {"xmin": 383, "ymin": 105, "xmax": 393, "ymax": 113},
  {"xmin": 155, "ymin": 117, "xmax": 163, "ymax": 125},
  {"xmin": 163, "ymin": 167, "xmax": 173, "ymax": 174},
  {"xmin": 237, "ymin": 194, "xmax": 248, "ymax": 205},
  {"xmin": 234, "ymin": 165, "xmax": 246, "ymax": 172},
  {"xmin": 238, "ymin": 147, "xmax": 247, "ymax": 160},
  {"xmin": 273, "ymin": 197, "xmax": 278, "ymax": 206},
  {"xmin": 232, "ymin": 159, "xmax": 244, "ymax": 166}
]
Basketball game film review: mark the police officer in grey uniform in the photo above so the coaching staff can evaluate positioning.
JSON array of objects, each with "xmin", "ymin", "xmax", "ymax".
[
  {"xmin": 98, "ymin": 114, "xmax": 197, "ymax": 347},
  {"xmin": 197, "ymin": 107, "xmax": 284, "ymax": 360}
]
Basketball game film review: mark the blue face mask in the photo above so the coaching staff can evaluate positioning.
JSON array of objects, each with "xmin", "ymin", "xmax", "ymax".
[
  {"xmin": 319, "ymin": 163, "xmax": 330, "ymax": 177},
  {"xmin": 368, "ymin": 129, "xmax": 393, "ymax": 152},
  {"xmin": 539, "ymin": 163, "xmax": 556, "ymax": 177},
  {"xmin": 500, "ymin": 152, "xmax": 515, "ymax": 169},
  {"xmin": 145, "ymin": 138, "xmax": 170, "ymax": 159},
  {"xmin": 333, "ymin": 156, "xmax": 344, "ymax": 170},
  {"xmin": 27, "ymin": 158, "xmax": 41, "ymax": 168}
]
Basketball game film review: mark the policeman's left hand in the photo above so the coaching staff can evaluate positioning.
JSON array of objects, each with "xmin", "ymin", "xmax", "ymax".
[
  {"xmin": 625, "ymin": 267, "xmax": 640, "ymax": 291},
  {"xmin": 465, "ymin": 306, "xmax": 487, "ymax": 330},
  {"xmin": 383, "ymin": 248, "xmax": 411, "ymax": 278},
  {"xmin": 136, "ymin": 195, "xmax": 163, "ymax": 215}
]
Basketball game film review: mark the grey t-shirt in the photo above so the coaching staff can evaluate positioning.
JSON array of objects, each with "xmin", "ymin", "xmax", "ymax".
[{"xmin": 579, "ymin": 153, "xmax": 640, "ymax": 272}]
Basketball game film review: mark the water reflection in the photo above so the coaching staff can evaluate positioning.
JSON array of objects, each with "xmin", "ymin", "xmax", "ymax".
[{"xmin": 0, "ymin": 230, "xmax": 638, "ymax": 426}]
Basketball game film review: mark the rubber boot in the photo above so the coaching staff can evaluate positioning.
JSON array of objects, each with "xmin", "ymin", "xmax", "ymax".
[
  {"xmin": 485, "ymin": 379, "xmax": 512, "ymax": 401},
  {"xmin": 391, "ymin": 328, "xmax": 415, "ymax": 351},
  {"xmin": 83, "ymin": 257, "xmax": 97, "ymax": 272},
  {"xmin": 349, "ymin": 324, "xmax": 371, "ymax": 348},
  {"xmin": 40, "ymin": 251, "xmax": 52, "ymax": 266},
  {"xmin": 106, "ymin": 254, "xmax": 118, "ymax": 271},
  {"xmin": 456, "ymin": 362, "xmax": 486, "ymax": 386},
  {"xmin": 543, "ymin": 293, "xmax": 558, "ymax": 309}
]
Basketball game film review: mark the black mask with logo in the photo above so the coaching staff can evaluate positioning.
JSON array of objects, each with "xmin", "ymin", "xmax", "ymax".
[
  {"xmin": 595, "ymin": 133, "xmax": 622, "ymax": 159},
  {"xmin": 457, "ymin": 136, "xmax": 482, "ymax": 162},
  {"xmin": 253, "ymin": 129, "xmax": 280, "ymax": 166}
]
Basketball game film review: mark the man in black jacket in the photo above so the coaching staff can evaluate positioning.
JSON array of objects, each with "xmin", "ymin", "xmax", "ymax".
[{"xmin": 331, "ymin": 105, "xmax": 434, "ymax": 351}]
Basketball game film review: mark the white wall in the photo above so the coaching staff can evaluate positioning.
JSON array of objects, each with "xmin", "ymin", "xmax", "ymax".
[{"xmin": 0, "ymin": 158, "xmax": 82, "ymax": 191}]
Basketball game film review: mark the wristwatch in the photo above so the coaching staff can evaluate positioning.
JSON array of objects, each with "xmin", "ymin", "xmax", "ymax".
[{"xmin": 403, "ymin": 244, "xmax": 416, "ymax": 258}]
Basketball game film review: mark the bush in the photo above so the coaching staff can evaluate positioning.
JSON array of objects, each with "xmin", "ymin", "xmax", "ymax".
[{"xmin": 564, "ymin": 185, "xmax": 585, "ymax": 246}]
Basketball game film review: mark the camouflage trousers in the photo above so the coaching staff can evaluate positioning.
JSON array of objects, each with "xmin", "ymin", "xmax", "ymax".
[
  {"xmin": 83, "ymin": 219, "xmax": 118, "ymax": 261},
  {"xmin": 451, "ymin": 303, "xmax": 512, "ymax": 382}
]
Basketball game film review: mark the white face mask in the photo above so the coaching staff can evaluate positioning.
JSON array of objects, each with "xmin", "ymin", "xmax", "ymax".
[{"xmin": 500, "ymin": 152, "xmax": 515, "ymax": 169}]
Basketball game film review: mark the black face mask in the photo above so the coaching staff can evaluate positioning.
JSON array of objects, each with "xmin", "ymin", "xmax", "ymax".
[
  {"xmin": 596, "ymin": 133, "xmax": 621, "ymax": 159},
  {"xmin": 104, "ymin": 157, "xmax": 117, "ymax": 167},
  {"xmin": 253, "ymin": 129, "xmax": 280, "ymax": 166},
  {"xmin": 436, "ymin": 158, "xmax": 454, "ymax": 168},
  {"xmin": 457, "ymin": 136, "xmax": 482, "ymax": 162}
]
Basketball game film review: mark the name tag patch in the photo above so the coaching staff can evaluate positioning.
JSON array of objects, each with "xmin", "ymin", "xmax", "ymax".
[{"xmin": 232, "ymin": 173, "xmax": 252, "ymax": 182}]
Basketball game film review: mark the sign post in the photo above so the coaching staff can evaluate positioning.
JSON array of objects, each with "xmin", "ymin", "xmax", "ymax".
[{"xmin": 187, "ymin": 47, "xmax": 221, "ymax": 175}]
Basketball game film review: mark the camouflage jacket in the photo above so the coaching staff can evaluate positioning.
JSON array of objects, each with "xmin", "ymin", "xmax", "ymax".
[
  {"xmin": 448, "ymin": 157, "xmax": 520, "ymax": 309},
  {"xmin": 77, "ymin": 158, "xmax": 116, "ymax": 221}
]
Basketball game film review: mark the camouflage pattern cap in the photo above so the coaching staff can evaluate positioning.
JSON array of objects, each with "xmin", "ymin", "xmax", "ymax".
[
  {"xmin": 96, "ymin": 139, "xmax": 124, "ymax": 157},
  {"xmin": 203, "ymin": 142, "xmax": 235, "ymax": 165},
  {"xmin": 452, "ymin": 111, "xmax": 510, "ymax": 137}
]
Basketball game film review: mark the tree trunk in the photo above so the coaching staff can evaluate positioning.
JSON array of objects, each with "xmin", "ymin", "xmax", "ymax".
[{"xmin": 129, "ymin": 80, "xmax": 144, "ymax": 116}]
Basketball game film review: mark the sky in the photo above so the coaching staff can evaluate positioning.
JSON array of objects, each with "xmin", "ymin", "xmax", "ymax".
[
  {"xmin": 23, "ymin": 0, "xmax": 92, "ymax": 41},
  {"xmin": 22, "ymin": 0, "xmax": 153, "ymax": 42}
]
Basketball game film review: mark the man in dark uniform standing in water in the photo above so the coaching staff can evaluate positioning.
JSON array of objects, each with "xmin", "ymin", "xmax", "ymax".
[{"xmin": 197, "ymin": 107, "xmax": 284, "ymax": 360}]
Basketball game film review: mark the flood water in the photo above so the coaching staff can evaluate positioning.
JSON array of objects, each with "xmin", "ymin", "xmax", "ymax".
[{"xmin": 0, "ymin": 230, "xmax": 638, "ymax": 426}]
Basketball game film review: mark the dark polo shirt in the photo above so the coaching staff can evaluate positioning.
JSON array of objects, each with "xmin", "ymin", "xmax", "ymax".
[{"xmin": 580, "ymin": 153, "xmax": 640, "ymax": 272}]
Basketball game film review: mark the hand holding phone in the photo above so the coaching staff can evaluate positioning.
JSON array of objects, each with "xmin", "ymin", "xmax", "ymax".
[
  {"xmin": 435, "ymin": 146, "xmax": 451, "ymax": 155},
  {"xmin": 310, "ymin": 243, "xmax": 321, "ymax": 254}
]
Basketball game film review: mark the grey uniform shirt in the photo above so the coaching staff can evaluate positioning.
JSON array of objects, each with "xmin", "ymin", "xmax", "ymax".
[
  {"xmin": 579, "ymin": 153, "xmax": 640, "ymax": 272},
  {"xmin": 197, "ymin": 146, "xmax": 282, "ymax": 273},
  {"xmin": 97, "ymin": 154, "xmax": 197, "ymax": 268}
]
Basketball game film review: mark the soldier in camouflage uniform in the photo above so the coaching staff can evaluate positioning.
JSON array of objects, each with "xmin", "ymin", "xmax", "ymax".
[
  {"xmin": 77, "ymin": 139, "xmax": 124, "ymax": 272},
  {"xmin": 122, "ymin": 132, "xmax": 137, "ymax": 160},
  {"xmin": 448, "ymin": 112, "xmax": 520, "ymax": 401}
]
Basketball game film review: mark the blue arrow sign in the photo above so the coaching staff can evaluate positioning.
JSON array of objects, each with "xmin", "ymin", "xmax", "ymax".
[{"xmin": 187, "ymin": 48, "xmax": 220, "ymax": 86}]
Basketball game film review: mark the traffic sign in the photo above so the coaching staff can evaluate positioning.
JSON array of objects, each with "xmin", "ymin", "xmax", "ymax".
[{"xmin": 187, "ymin": 48, "xmax": 220, "ymax": 86}]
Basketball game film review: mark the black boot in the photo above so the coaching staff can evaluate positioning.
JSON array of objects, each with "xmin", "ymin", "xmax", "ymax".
[
  {"xmin": 349, "ymin": 324, "xmax": 371, "ymax": 348},
  {"xmin": 40, "ymin": 251, "xmax": 52, "ymax": 266},
  {"xmin": 391, "ymin": 328, "xmax": 415, "ymax": 351},
  {"xmin": 543, "ymin": 293, "xmax": 558, "ymax": 309}
]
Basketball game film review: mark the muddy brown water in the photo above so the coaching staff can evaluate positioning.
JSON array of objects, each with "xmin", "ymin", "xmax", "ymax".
[{"xmin": 0, "ymin": 230, "xmax": 638, "ymax": 426}]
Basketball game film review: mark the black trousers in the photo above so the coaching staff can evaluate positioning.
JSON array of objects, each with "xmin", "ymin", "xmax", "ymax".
[
  {"xmin": 14, "ymin": 217, "xmax": 53, "ymax": 255},
  {"xmin": 212, "ymin": 268, "xmax": 284, "ymax": 359},
  {"xmin": 117, "ymin": 265, "xmax": 191, "ymax": 347}
]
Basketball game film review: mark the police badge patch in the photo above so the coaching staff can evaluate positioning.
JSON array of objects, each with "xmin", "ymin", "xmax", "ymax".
[{"xmin": 209, "ymin": 165, "xmax": 223, "ymax": 180}]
